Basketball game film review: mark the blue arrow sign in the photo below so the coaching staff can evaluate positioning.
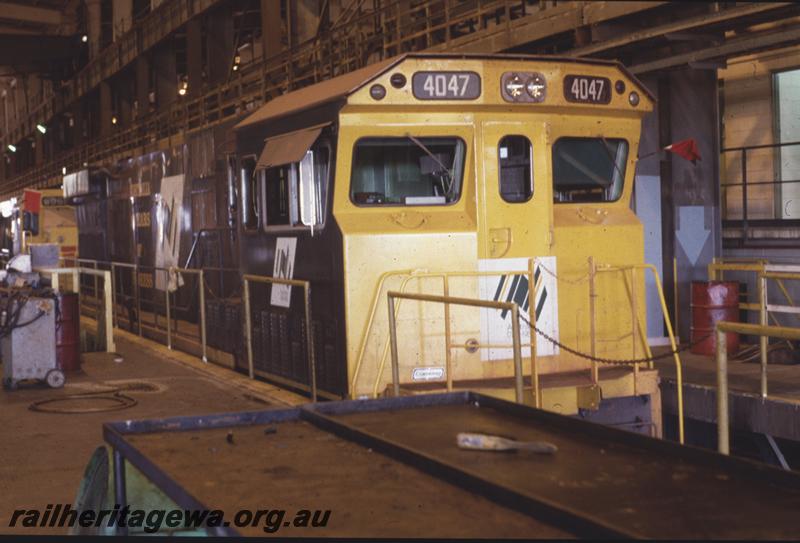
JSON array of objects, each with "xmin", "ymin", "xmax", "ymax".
[{"xmin": 676, "ymin": 206, "xmax": 710, "ymax": 266}]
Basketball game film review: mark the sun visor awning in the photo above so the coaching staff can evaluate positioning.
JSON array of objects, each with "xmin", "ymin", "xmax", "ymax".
[{"xmin": 256, "ymin": 125, "xmax": 327, "ymax": 170}]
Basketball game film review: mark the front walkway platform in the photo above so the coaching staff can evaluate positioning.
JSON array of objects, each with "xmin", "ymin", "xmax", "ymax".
[
  {"xmin": 654, "ymin": 346, "xmax": 800, "ymax": 442},
  {"xmin": 0, "ymin": 330, "xmax": 305, "ymax": 535}
]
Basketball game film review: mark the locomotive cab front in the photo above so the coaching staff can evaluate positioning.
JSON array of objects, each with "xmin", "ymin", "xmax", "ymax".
[{"xmin": 235, "ymin": 54, "xmax": 659, "ymax": 431}]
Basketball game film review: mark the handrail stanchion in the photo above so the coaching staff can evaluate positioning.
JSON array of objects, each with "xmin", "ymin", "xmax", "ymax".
[
  {"xmin": 443, "ymin": 277, "xmax": 453, "ymax": 392},
  {"xmin": 135, "ymin": 263, "xmax": 142, "ymax": 337},
  {"xmin": 110, "ymin": 262, "xmax": 117, "ymax": 328},
  {"xmin": 511, "ymin": 303, "xmax": 524, "ymax": 404},
  {"xmin": 165, "ymin": 269, "xmax": 172, "ymax": 350},
  {"xmin": 303, "ymin": 282, "xmax": 317, "ymax": 402},
  {"xmin": 528, "ymin": 258, "xmax": 540, "ymax": 408},
  {"xmin": 243, "ymin": 276, "xmax": 254, "ymax": 379},
  {"xmin": 716, "ymin": 325, "xmax": 729, "ymax": 455},
  {"xmin": 588, "ymin": 257, "xmax": 598, "ymax": 385},
  {"xmin": 387, "ymin": 294, "xmax": 401, "ymax": 398},
  {"xmin": 199, "ymin": 269, "xmax": 208, "ymax": 363},
  {"xmin": 759, "ymin": 272, "xmax": 768, "ymax": 398}
]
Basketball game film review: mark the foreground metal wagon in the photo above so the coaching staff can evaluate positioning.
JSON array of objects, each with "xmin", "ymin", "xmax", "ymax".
[{"xmin": 89, "ymin": 392, "xmax": 800, "ymax": 538}]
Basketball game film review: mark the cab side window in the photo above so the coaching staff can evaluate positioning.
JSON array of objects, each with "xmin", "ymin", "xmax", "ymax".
[
  {"xmin": 262, "ymin": 142, "xmax": 330, "ymax": 230},
  {"xmin": 498, "ymin": 135, "xmax": 533, "ymax": 203}
]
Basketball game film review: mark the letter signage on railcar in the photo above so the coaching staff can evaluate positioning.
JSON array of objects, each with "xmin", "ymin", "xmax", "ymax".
[
  {"xmin": 412, "ymin": 71, "xmax": 481, "ymax": 100},
  {"xmin": 563, "ymin": 75, "xmax": 611, "ymax": 104}
]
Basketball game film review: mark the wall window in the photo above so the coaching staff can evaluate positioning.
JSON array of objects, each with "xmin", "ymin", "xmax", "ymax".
[
  {"xmin": 552, "ymin": 137, "xmax": 628, "ymax": 203},
  {"xmin": 498, "ymin": 135, "xmax": 533, "ymax": 203},
  {"xmin": 350, "ymin": 136, "xmax": 465, "ymax": 205},
  {"xmin": 240, "ymin": 156, "xmax": 259, "ymax": 231},
  {"xmin": 775, "ymin": 68, "xmax": 800, "ymax": 219}
]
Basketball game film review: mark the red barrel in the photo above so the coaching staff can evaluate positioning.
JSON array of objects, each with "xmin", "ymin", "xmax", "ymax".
[
  {"xmin": 690, "ymin": 281, "xmax": 739, "ymax": 356},
  {"xmin": 56, "ymin": 293, "xmax": 81, "ymax": 372}
]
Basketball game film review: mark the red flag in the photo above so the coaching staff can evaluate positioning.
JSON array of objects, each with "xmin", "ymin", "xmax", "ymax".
[{"xmin": 664, "ymin": 139, "xmax": 701, "ymax": 164}]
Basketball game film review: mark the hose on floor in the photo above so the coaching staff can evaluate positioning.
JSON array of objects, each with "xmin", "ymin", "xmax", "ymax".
[{"xmin": 28, "ymin": 385, "xmax": 138, "ymax": 414}]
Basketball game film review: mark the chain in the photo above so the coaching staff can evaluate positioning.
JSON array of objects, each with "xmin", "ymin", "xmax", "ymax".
[
  {"xmin": 518, "ymin": 313, "xmax": 711, "ymax": 366},
  {"xmin": 536, "ymin": 262, "xmax": 588, "ymax": 285}
]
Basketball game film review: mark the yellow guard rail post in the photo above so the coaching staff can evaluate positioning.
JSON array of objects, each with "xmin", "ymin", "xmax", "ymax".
[
  {"xmin": 243, "ymin": 273, "xmax": 317, "ymax": 402},
  {"xmin": 597, "ymin": 263, "xmax": 684, "ymax": 444},
  {"xmin": 715, "ymin": 321, "xmax": 800, "ymax": 455}
]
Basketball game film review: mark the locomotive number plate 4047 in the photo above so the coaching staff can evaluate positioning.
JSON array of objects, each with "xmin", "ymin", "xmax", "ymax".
[
  {"xmin": 412, "ymin": 71, "xmax": 481, "ymax": 100},
  {"xmin": 563, "ymin": 75, "xmax": 611, "ymax": 104}
]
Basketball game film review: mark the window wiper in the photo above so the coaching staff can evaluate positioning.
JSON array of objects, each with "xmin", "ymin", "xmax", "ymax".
[
  {"xmin": 597, "ymin": 136, "xmax": 626, "ymax": 184},
  {"xmin": 405, "ymin": 133, "xmax": 453, "ymax": 195}
]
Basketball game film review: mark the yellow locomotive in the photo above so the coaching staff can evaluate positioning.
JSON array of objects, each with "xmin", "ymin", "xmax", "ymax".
[{"xmin": 235, "ymin": 53, "xmax": 659, "ymax": 431}]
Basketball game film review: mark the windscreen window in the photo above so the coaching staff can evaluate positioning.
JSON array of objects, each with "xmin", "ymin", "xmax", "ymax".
[
  {"xmin": 552, "ymin": 137, "xmax": 628, "ymax": 203},
  {"xmin": 350, "ymin": 137, "xmax": 465, "ymax": 206},
  {"xmin": 499, "ymin": 135, "xmax": 533, "ymax": 203}
]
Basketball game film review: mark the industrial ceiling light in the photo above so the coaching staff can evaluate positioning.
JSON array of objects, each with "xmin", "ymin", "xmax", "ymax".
[
  {"xmin": 36, "ymin": 123, "xmax": 46, "ymax": 134},
  {"xmin": 81, "ymin": 34, "xmax": 88, "ymax": 43},
  {"xmin": 111, "ymin": 116, "xmax": 118, "ymax": 125},
  {"xmin": 6, "ymin": 144, "xmax": 16, "ymax": 152},
  {"xmin": 62, "ymin": 166, "xmax": 67, "ymax": 175},
  {"xmin": 178, "ymin": 81, "xmax": 188, "ymax": 96},
  {"xmin": 178, "ymin": 87, "xmax": 186, "ymax": 96}
]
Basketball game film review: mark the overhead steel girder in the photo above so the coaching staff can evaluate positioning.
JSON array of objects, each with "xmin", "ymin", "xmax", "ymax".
[
  {"xmin": 630, "ymin": 23, "xmax": 800, "ymax": 74},
  {"xmin": 0, "ymin": 2, "xmax": 61, "ymax": 27},
  {"xmin": 569, "ymin": 2, "xmax": 794, "ymax": 57}
]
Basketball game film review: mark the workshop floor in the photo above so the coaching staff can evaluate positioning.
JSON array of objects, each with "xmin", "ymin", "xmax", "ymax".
[{"xmin": 0, "ymin": 334, "xmax": 303, "ymax": 535}]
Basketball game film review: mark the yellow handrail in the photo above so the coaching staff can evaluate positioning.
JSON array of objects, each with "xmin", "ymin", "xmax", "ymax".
[
  {"xmin": 350, "ymin": 268, "xmax": 418, "ymax": 395},
  {"xmin": 386, "ymin": 290, "xmax": 526, "ymax": 403},
  {"xmin": 365, "ymin": 264, "xmax": 536, "ymax": 399},
  {"xmin": 715, "ymin": 321, "xmax": 800, "ymax": 454},
  {"xmin": 597, "ymin": 263, "xmax": 684, "ymax": 444}
]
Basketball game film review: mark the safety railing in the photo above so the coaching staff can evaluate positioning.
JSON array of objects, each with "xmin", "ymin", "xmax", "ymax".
[
  {"xmin": 709, "ymin": 258, "xmax": 800, "ymax": 398},
  {"xmin": 39, "ymin": 266, "xmax": 115, "ymax": 353},
  {"xmin": 721, "ymin": 140, "xmax": 800, "ymax": 240},
  {"xmin": 715, "ymin": 321, "xmax": 800, "ymax": 455},
  {"xmin": 387, "ymin": 291, "xmax": 526, "ymax": 403},
  {"xmin": 350, "ymin": 261, "xmax": 539, "ymax": 403},
  {"xmin": 354, "ymin": 257, "xmax": 683, "ymax": 441},
  {"xmin": 596, "ymin": 262, "xmax": 685, "ymax": 444},
  {"xmin": 61, "ymin": 257, "xmax": 209, "ymax": 360},
  {"xmin": 243, "ymin": 273, "xmax": 317, "ymax": 402},
  {"xmin": 56, "ymin": 258, "xmax": 322, "ymax": 398}
]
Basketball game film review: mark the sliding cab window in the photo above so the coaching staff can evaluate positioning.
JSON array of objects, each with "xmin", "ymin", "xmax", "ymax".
[
  {"xmin": 240, "ymin": 156, "xmax": 260, "ymax": 231},
  {"xmin": 552, "ymin": 137, "xmax": 629, "ymax": 203},
  {"xmin": 263, "ymin": 143, "xmax": 330, "ymax": 231},
  {"xmin": 498, "ymin": 135, "xmax": 533, "ymax": 203},
  {"xmin": 350, "ymin": 136, "xmax": 466, "ymax": 206}
]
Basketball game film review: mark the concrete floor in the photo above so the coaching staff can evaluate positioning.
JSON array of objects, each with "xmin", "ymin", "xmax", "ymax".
[{"xmin": 0, "ymin": 333, "xmax": 303, "ymax": 535}]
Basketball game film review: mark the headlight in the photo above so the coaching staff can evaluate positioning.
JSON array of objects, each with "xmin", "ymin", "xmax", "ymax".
[{"xmin": 501, "ymin": 72, "xmax": 547, "ymax": 103}]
